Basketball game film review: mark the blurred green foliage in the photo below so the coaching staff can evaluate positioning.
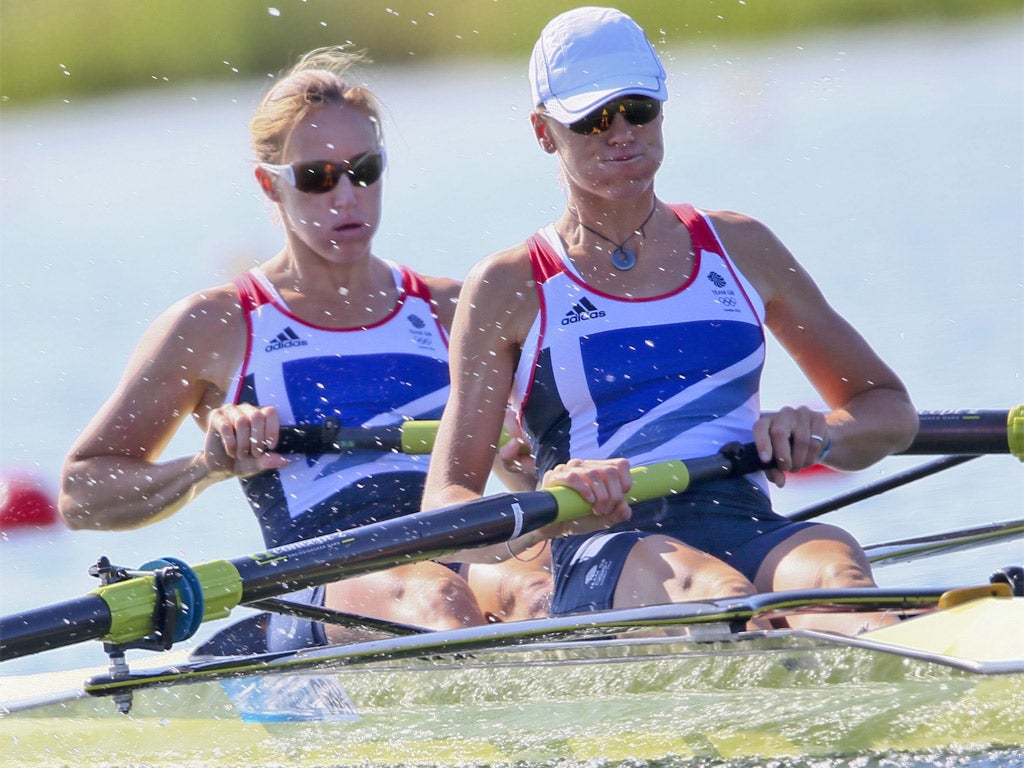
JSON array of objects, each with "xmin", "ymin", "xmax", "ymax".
[{"xmin": 2, "ymin": 0, "xmax": 1019, "ymax": 106}]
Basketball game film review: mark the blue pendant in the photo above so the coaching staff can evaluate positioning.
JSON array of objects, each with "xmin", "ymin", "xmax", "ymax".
[{"xmin": 611, "ymin": 247, "xmax": 636, "ymax": 271}]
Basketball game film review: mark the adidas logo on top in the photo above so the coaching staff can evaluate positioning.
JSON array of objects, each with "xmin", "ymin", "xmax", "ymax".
[
  {"xmin": 264, "ymin": 326, "xmax": 308, "ymax": 353},
  {"xmin": 561, "ymin": 297, "xmax": 606, "ymax": 326}
]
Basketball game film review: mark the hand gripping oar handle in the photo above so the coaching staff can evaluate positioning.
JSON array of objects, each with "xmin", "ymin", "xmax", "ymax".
[
  {"xmin": 276, "ymin": 407, "xmax": 1024, "ymax": 460},
  {"xmin": 0, "ymin": 442, "xmax": 765, "ymax": 662}
]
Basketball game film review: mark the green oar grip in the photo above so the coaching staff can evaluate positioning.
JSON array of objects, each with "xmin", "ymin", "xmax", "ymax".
[
  {"xmin": 1008, "ymin": 404, "xmax": 1024, "ymax": 461},
  {"xmin": 550, "ymin": 460, "xmax": 693, "ymax": 522},
  {"xmin": 400, "ymin": 421, "xmax": 518, "ymax": 455},
  {"xmin": 192, "ymin": 561, "xmax": 245, "ymax": 623},
  {"xmin": 399, "ymin": 420, "xmax": 440, "ymax": 454}
]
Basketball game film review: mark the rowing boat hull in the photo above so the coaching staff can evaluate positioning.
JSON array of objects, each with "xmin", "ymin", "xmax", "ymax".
[
  {"xmin": 3, "ymin": 606, "xmax": 1023, "ymax": 767},
  {"xmin": 3, "ymin": 688, "xmax": 1022, "ymax": 765}
]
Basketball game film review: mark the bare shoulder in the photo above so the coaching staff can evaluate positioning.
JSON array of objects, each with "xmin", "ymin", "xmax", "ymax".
[
  {"xmin": 702, "ymin": 209, "xmax": 789, "ymax": 259},
  {"xmin": 465, "ymin": 242, "xmax": 536, "ymax": 304},
  {"xmin": 701, "ymin": 208, "xmax": 802, "ymax": 302},
  {"xmin": 141, "ymin": 281, "xmax": 247, "ymax": 382},
  {"xmin": 159, "ymin": 281, "xmax": 243, "ymax": 339},
  {"xmin": 460, "ymin": 242, "xmax": 539, "ymax": 338}
]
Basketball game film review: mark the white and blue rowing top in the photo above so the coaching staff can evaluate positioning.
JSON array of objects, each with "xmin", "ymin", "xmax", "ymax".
[
  {"xmin": 512, "ymin": 203, "xmax": 769, "ymax": 493},
  {"xmin": 227, "ymin": 265, "xmax": 450, "ymax": 547}
]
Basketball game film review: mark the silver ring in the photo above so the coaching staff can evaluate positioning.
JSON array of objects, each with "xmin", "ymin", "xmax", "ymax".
[{"xmin": 810, "ymin": 434, "xmax": 825, "ymax": 442}]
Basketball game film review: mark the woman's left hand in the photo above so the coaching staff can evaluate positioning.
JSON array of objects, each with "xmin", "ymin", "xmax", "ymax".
[
  {"xmin": 497, "ymin": 409, "xmax": 537, "ymax": 480},
  {"xmin": 753, "ymin": 407, "xmax": 831, "ymax": 487}
]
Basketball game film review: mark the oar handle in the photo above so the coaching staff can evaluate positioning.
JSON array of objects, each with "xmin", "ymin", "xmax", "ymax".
[
  {"xmin": 274, "ymin": 420, "xmax": 449, "ymax": 455},
  {"xmin": 901, "ymin": 407, "xmax": 1024, "ymax": 459},
  {"xmin": 273, "ymin": 418, "xmax": 409, "ymax": 453},
  {"xmin": 550, "ymin": 440, "xmax": 765, "ymax": 521},
  {"xmin": 276, "ymin": 406, "xmax": 1024, "ymax": 461}
]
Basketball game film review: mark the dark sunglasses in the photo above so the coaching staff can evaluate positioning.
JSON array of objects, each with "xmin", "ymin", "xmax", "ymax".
[
  {"xmin": 568, "ymin": 97, "xmax": 662, "ymax": 135},
  {"xmin": 260, "ymin": 149, "xmax": 386, "ymax": 193}
]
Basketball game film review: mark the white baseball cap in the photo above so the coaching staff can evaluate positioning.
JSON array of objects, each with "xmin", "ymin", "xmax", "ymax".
[{"xmin": 529, "ymin": 6, "xmax": 668, "ymax": 125}]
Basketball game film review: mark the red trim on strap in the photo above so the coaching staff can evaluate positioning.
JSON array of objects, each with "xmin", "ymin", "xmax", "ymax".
[
  {"xmin": 667, "ymin": 204, "xmax": 765, "ymax": 330},
  {"xmin": 230, "ymin": 272, "xmax": 259, "ymax": 405},
  {"xmin": 401, "ymin": 264, "xmax": 429, "ymax": 300},
  {"xmin": 233, "ymin": 270, "xmax": 276, "ymax": 312},
  {"xmin": 526, "ymin": 233, "xmax": 566, "ymax": 283},
  {"xmin": 667, "ymin": 203, "xmax": 721, "ymax": 254}
]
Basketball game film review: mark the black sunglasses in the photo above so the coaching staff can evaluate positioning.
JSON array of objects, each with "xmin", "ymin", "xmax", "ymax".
[
  {"xmin": 568, "ymin": 97, "xmax": 662, "ymax": 136},
  {"xmin": 260, "ymin": 149, "xmax": 386, "ymax": 193}
]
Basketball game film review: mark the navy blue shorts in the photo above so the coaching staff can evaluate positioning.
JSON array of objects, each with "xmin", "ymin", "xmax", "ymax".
[{"xmin": 550, "ymin": 478, "xmax": 819, "ymax": 615}]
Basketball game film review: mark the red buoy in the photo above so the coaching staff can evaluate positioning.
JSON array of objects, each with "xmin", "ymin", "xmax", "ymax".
[{"xmin": 0, "ymin": 472, "xmax": 59, "ymax": 529}]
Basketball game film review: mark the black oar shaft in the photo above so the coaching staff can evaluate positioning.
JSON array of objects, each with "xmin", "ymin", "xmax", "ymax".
[
  {"xmin": 2, "ymin": 595, "xmax": 111, "ymax": 661},
  {"xmin": 0, "ymin": 442, "xmax": 763, "ymax": 662},
  {"xmin": 230, "ymin": 489, "xmax": 562, "ymax": 603},
  {"xmin": 0, "ymin": 493, "xmax": 550, "ymax": 662},
  {"xmin": 0, "ymin": 493, "xmax": 561, "ymax": 661},
  {"xmin": 274, "ymin": 420, "xmax": 437, "ymax": 454},
  {"xmin": 787, "ymin": 454, "xmax": 978, "ymax": 522},
  {"xmin": 274, "ymin": 407, "xmax": 1023, "ymax": 458},
  {"xmin": 230, "ymin": 443, "xmax": 762, "ymax": 603},
  {"xmin": 903, "ymin": 410, "xmax": 1015, "ymax": 455},
  {"xmin": 274, "ymin": 421, "xmax": 406, "ymax": 453}
]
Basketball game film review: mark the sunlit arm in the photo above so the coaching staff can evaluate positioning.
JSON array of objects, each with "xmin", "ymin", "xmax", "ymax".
[
  {"xmin": 714, "ymin": 211, "xmax": 918, "ymax": 474},
  {"xmin": 424, "ymin": 250, "xmax": 536, "ymax": 562},
  {"xmin": 423, "ymin": 249, "xmax": 632, "ymax": 563},
  {"xmin": 60, "ymin": 452, "xmax": 225, "ymax": 531},
  {"xmin": 58, "ymin": 288, "xmax": 254, "ymax": 530}
]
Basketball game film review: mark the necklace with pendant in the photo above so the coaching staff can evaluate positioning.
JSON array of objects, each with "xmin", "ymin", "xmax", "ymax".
[{"xmin": 576, "ymin": 202, "xmax": 657, "ymax": 271}]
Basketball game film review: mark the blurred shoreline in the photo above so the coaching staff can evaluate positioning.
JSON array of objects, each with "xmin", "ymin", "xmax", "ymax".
[{"xmin": 2, "ymin": 0, "xmax": 1020, "ymax": 106}]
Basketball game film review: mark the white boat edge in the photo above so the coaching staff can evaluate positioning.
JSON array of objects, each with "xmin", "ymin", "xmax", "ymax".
[{"xmin": 2, "ymin": 590, "xmax": 1021, "ymax": 716}]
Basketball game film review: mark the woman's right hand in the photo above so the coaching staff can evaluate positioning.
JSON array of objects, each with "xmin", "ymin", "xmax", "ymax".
[
  {"xmin": 538, "ymin": 457, "xmax": 633, "ymax": 537},
  {"xmin": 203, "ymin": 403, "xmax": 291, "ymax": 478}
]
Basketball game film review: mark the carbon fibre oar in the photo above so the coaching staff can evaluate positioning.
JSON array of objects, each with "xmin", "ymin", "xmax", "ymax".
[
  {"xmin": 81, "ymin": 585, "xmax": 1013, "ymax": 699},
  {"xmin": 786, "ymin": 455, "xmax": 980, "ymax": 522},
  {"xmin": 900, "ymin": 408, "xmax": 1023, "ymax": 456},
  {"xmin": 5, "ymin": 407, "xmax": 1020, "ymax": 661},
  {"xmin": 865, "ymin": 519, "xmax": 1024, "ymax": 565},
  {"xmin": 274, "ymin": 407, "xmax": 1024, "ymax": 458},
  {"xmin": 274, "ymin": 417, "xmax": 443, "ymax": 454},
  {"xmin": 0, "ymin": 442, "xmax": 764, "ymax": 662}
]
